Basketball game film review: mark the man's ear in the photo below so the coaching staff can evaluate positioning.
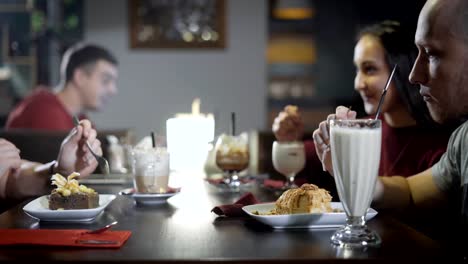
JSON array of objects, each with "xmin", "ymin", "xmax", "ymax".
[{"xmin": 73, "ymin": 68, "xmax": 88, "ymax": 87}]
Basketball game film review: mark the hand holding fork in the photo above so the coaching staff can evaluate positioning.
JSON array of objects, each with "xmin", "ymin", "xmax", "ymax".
[{"xmin": 72, "ymin": 116, "xmax": 110, "ymax": 175}]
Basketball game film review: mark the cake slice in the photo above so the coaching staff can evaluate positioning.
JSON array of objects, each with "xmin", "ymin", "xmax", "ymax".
[{"xmin": 49, "ymin": 172, "xmax": 99, "ymax": 210}]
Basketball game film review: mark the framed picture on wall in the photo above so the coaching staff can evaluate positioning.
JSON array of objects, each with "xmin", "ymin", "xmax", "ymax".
[{"xmin": 128, "ymin": 0, "xmax": 226, "ymax": 49}]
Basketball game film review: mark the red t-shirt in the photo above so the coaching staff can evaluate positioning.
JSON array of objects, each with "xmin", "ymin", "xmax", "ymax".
[{"xmin": 6, "ymin": 87, "xmax": 86, "ymax": 131}]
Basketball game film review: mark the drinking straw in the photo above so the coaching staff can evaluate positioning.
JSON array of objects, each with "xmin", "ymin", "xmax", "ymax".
[
  {"xmin": 375, "ymin": 64, "xmax": 397, "ymax": 120},
  {"xmin": 231, "ymin": 112, "xmax": 236, "ymax": 136},
  {"xmin": 151, "ymin": 131, "xmax": 156, "ymax": 148}
]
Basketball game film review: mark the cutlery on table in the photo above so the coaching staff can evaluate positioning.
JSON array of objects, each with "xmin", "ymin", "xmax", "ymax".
[
  {"xmin": 86, "ymin": 221, "xmax": 118, "ymax": 234},
  {"xmin": 76, "ymin": 239, "xmax": 119, "ymax": 245}
]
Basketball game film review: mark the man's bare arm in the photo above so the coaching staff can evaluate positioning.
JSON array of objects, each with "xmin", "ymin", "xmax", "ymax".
[
  {"xmin": 2, "ymin": 160, "xmax": 54, "ymax": 200},
  {"xmin": 373, "ymin": 168, "xmax": 447, "ymax": 210}
]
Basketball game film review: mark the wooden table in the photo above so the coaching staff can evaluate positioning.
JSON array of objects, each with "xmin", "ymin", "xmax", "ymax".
[{"xmin": 0, "ymin": 176, "xmax": 454, "ymax": 263}]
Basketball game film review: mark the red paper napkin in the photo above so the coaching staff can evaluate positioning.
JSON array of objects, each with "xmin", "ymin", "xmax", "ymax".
[
  {"xmin": 0, "ymin": 229, "xmax": 131, "ymax": 248},
  {"xmin": 211, "ymin": 192, "xmax": 259, "ymax": 217}
]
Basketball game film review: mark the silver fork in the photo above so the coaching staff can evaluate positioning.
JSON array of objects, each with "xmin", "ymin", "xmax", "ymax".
[
  {"xmin": 86, "ymin": 221, "xmax": 118, "ymax": 234},
  {"xmin": 72, "ymin": 116, "xmax": 110, "ymax": 175},
  {"xmin": 75, "ymin": 221, "xmax": 119, "ymax": 245},
  {"xmin": 76, "ymin": 239, "xmax": 118, "ymax": 245}
]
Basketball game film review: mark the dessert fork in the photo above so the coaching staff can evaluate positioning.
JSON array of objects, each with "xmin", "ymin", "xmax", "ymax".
[
  {"xmin": 72, "ymin": 116, "xmax": 110, "ymax": 175},
  {"xmin": 76, "ymin": 239, "xmax": 118, "ymax": 245},
  {"xmin": 86, "ymin": 221, "xmax": 118, "ymax": 234}
]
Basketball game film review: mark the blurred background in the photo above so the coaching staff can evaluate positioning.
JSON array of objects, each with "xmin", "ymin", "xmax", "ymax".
[
  {"xmin": 0, "ymin": 0, "xmax": 427, "ymax": 177},
  {"xmin": 0, "ymin": 0, "xmax": 425, "ymax": 138}
]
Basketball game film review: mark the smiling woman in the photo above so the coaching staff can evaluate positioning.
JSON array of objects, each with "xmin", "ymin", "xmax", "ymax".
[{"xmin": 349, "ymin": 21, "xmax": 458, "ymax": 177}]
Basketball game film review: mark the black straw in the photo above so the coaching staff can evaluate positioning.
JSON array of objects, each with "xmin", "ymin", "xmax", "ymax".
[
  {"xmin": 151, "ymin": 131, "xmax": 156, "ymax": 148},
  {"xmin": 231, "ymin": 112, "xmax": 236, "ymax": 136},
  {"xmin": 375, "ymin": 64, "xmax": 397, "ymax": 120}
]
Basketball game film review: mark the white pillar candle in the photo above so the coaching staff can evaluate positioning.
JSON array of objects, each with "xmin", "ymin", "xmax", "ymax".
[{"xmin": 166, "ymin": 98, "xmax": 214, "ymax": 172}]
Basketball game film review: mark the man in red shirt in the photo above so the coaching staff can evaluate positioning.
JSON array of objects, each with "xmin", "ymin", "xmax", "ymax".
[{"xmin": 6, "ymin": 43, "xmax": 118, "ymax": 131}]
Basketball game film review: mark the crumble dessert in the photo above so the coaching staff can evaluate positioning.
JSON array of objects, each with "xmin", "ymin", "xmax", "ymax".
[
  {"xmin": 253, "ymin": 184, "xmax": 335, "ymax": 215},
  {"xmin": 275, "ymin": 184, "xmax": 333, "ymax": 214}
]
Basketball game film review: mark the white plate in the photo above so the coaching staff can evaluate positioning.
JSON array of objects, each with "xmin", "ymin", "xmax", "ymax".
[
  {"xmin": 23, "ymin": 194, "xmax": 116, "ymax": 222},
  {"xmin": 132, "ymin": 192, "xmax": 179, "ymax": 205},
  {"xmin": 242, "ymin": 202, "xmax": 378, "ymax": 229}
]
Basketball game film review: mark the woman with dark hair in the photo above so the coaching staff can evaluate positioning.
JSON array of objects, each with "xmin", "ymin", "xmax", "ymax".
[
  {"xmin": 356, "ymin": 20, "xmax": 434, "ymax": 128},
  {"xmin": 273, "ymin": 20, "xmax": 455, "ymax": 188},
  {"xmin": 350, "ymin": 20, "xmax": 457, "ymax": 176}
]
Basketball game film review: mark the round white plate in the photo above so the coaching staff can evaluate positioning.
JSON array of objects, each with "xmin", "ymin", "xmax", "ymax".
[
  {"xmin": 23, "ymin": 194, "xmax": 116, "ymax": 222},
  {"xmin": 132, "ymin": 192, "xmax": 179, "ymax": 205},
  {"xmin": 242, "ymin": 202, "xmax": 378, "ymax": 229}
]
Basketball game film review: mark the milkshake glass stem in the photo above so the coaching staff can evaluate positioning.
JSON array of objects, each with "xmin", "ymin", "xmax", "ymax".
[
  {"xmin": 331, "ymin": 215, "xmax": 381, "ymax": 248},
  {"xmin": 285, "ymin": 173, "xmax": 297, "ymax": 188}
]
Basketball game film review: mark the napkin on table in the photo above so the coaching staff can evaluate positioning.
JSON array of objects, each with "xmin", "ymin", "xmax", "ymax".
[
  {"xmin": 211, "ymin": 192, "xmax": 260, "ymax": 217},
  {"xmin": 0, "ymin": 229, "xmax": 131, "ymax": 248}
]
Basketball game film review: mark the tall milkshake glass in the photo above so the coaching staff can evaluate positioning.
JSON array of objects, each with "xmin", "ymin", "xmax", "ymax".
[{"xmin": 329, "ymin": 119, "xmax": 382, "ymax": 247}]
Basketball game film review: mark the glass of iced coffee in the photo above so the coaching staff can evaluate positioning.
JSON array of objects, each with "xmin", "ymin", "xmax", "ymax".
[
  {"xmin": 214, "ymin": 133, "xmax": 249, "ymax": 192},
  {"xmin": 329, "ymin": 119, "xmax": 382, "ymax": 248},
  {"xmin": 132, "ymin": 147, "xmax": 170, "ymax": 194}
]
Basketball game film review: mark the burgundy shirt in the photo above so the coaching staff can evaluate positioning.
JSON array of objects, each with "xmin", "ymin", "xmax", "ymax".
[
  {"xmin": 6, "ymin": 87, "xmax": 87, "ymax": 131},
  {"xmin": 378, "ymin": 121, "xmax": 452, "ymax": 176}
]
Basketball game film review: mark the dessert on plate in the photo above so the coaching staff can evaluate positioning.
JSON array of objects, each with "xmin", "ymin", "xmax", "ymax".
[
  {"xmin": 256, "ymin": 184, "xmax": 333, "ymax": 215},
  {"xmin": 49, "ymin": 172, "xmax": 99, "ymax": 210}
]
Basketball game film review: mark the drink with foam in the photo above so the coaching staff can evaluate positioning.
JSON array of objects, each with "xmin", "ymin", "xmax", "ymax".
[
  {"xmin": 329, "ymin": 119, "xmax": 382, "ymax": 247},
  {"xmin": 214, "ymin": 133, "xmax": 249, "ymax": 191},
  {"xmin": 272, "ymin": 141, "xmax": 305, "ymax": 188}
]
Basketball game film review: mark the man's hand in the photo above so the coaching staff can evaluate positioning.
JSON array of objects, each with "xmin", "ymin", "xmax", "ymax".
[
  {"xmin": 56, "ymin": 119, "xmax": 101, "ymax": 177},
  {"xmin": 0, "ymin": 139, "xmax": 21, "ymax": 178},
  {"xmin": 312, "ymin": 106, "xmax": 356, "ymax": 175},
  {"xmin": 272, "ymin": 105, "xmax": 304, "ymax": 142}
]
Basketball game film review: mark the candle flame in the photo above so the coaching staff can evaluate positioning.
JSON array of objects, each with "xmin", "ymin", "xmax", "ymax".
[{"xmin": 192, "ymin": 98, "xmax": 200, "ymax": 115}]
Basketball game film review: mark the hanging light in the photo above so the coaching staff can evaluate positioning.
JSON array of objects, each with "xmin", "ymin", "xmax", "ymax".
[{"xmin": 273, "ymin": 0, "xmax": 315, "ymax": 20}]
